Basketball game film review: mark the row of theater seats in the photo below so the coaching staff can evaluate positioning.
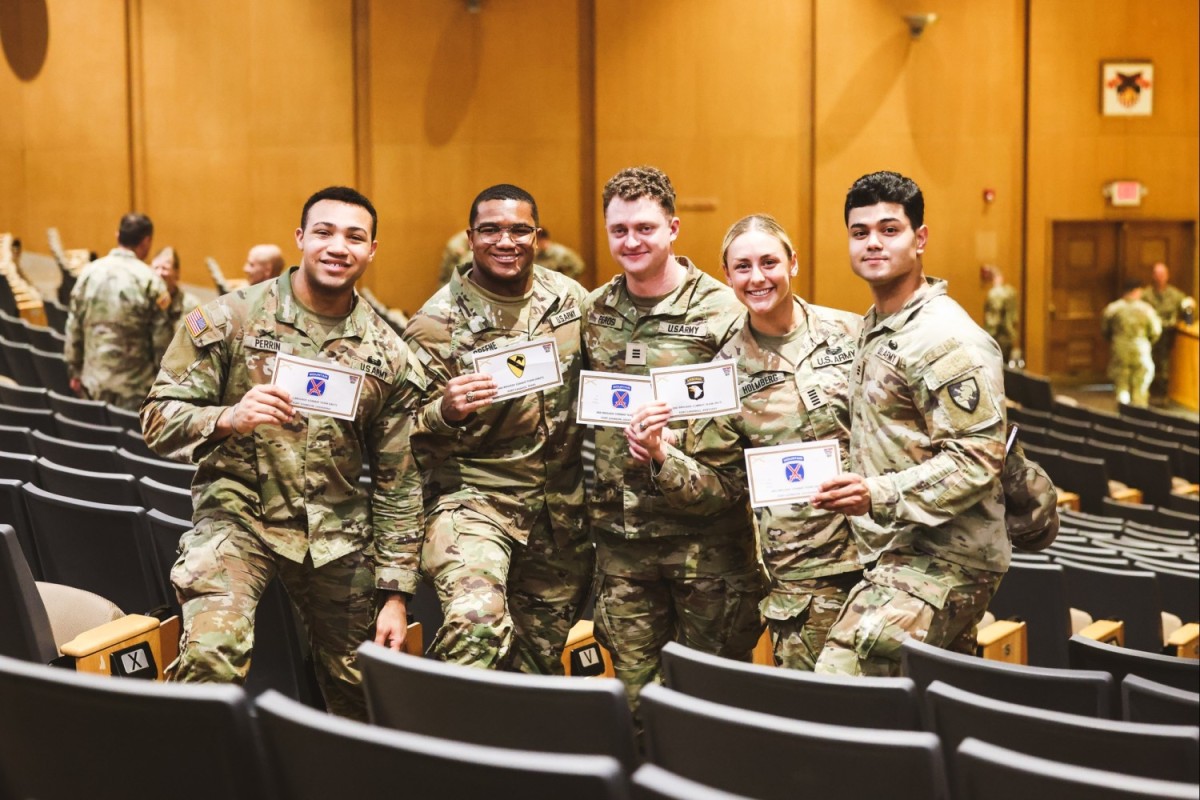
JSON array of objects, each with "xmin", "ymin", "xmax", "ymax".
[{"xmin": 0, "ymin": 629, "xmax": 1196, "ymax": 800}]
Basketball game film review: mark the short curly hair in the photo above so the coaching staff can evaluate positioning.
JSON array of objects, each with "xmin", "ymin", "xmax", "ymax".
[{"xmin": 602, "ymin": 166, "xmax": 676, "ymax": 216}]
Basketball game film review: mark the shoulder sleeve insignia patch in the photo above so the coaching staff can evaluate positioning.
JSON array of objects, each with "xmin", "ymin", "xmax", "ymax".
[{"xmin": 947, "ymin": 377, "xmax": 980, "ymax": 412}]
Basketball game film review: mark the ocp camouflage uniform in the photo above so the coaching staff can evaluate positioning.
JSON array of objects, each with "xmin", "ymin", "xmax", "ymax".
[
  {"xmin": 652, "ymin": 298, "xmax": 864, "ymax": 670},
  {"xmin": 1102, "ymin": 295, "xmax": 1161, "ymax": 407},
  {"xmin": 583, "ymin": 258, "xmax": 762, "ymax": 707},
  {"xmin": 814, "ymin": 277, "xmax": 1009, "ymax": 677},
  {"xmin": 141, "ymin": 268, "xmax": 426, "ymax": 720},
  {"xmin": 1142, "ymin": 283, "xmax": 1186, "ymax": 397},
  {"xmin": 404, "ymin": 263, "xmax": 592, "ymax": 674},
  {"xmin": 166, "ymin": 288, "xmax": 203, "ymax": 330},
  {"xmin": 65, "ymin": 247, "xmax": 173, "ymax": 410},
  {"xmin": 537, "ymin": 241, "xmax": 586, "ymax": 281},
  {"xmin": 983, "ymin": 283, "xmax": 1018, "ymax": 363},
  {"xmin": 437, "ymin": 231, "xmax": 472, "ymax": 286}
]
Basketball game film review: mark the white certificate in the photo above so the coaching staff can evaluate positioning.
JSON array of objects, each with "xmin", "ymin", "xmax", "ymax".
[
  {"xmin": 744, "ymin": 439, "xmax": 842, "ymax": 508},
  {"xmin": 649, "ymin": 359, "xmax": 741, "ymax": 421},
  {"xmin": 472, "ymin": 337, "xmax": 563, "ymax": 401},
  {"xmin": 576, "ymin": 371, "xmax": 654, "ymax": 427},
  {"xmin": 270, "ymin": 352, "xmax": 365, "ymax": 421}
]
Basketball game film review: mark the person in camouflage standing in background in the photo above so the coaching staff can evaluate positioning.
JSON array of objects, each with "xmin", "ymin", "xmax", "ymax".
[
  {"xmin": 142, "ymin": 186, "xmax": 425, "ymax": 720},
  {"xmin": 1143, "ymin": 261, "xmax": 1188, "ymax": 402},
  {"xmin": 536, "ymin": 228, "xmax": 586, "ymax": 281},
  {"xmin": 151, "ymin": 246, "xmax": 201, "ymax": 330},
  {"xmin": 65, "ymin": 213, "xmax": 173, "ymax": 410},
  {"xmin": 811, "ymin": 171, "xmax": 1010, "ymax": 677},
  {"xmin": 627, "ymin": 214, "xmax": 863, "ymax": 671},
  {"xmin": 583, "ymin": 166, "xmax": 763, "ymax": 710},
  {"xmin": 983, "ymin": 265, "xmax": 1019, "ymax": 365},
  {"xmin": 404, "ymin": 184, "xmax": 592, "ymax": 673},
  {"xmin": 1102, "ymin": 279, "xmax": 1161, "ymax": 408}
]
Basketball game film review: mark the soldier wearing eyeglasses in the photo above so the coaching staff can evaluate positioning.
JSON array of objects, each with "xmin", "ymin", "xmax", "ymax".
[{"xmin": 403, "ymin": 184, "xmax": 593, "ymax": 673}]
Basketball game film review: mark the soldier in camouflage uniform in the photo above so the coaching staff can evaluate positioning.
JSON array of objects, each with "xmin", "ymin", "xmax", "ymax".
[
  {"xmin": 142, "ymin": 187, "xmax": 425, "ymax": 720},
  {"xmin": 437, "ymin": 230, "xmax": 472, "ymax": 286},
  {"xmin": 1143, "ymin": 262, "xmax": 1188, "ymax": 400},
  {"xmin": 811, "ymin": 171, "xmax": 1010, "ymax": 677},
  {"xmin": 404, "ymin": 184, "xmax": 592, "ymax": 674},
  {"xmin": 584, "ymin": 167, "xmax": 762, "ymax": 708},
  {"xmin": 983, "ymin": 266, "xmax": 1019, "ymax": 364},
  {"xmin": 152, "ymin": 246, "xmax": 201, "ymax": 329},
  {"xmin": 1102, "ymin": 280, "xmax": 1161, "ymax": 408},
  {"xmin": 628, "ymin": 214, "xmax": 863, "ymax": 671},
  {"xmin": 64, "ymin": 213, "xmax": 173, "ymax": 410},
  {"xmin": 536, "ymin": 229, "xmax": 586, "ymax": 281},
  {"xmin": 243, "ymin": 244, "xmax": 286, "ymax": 286}
]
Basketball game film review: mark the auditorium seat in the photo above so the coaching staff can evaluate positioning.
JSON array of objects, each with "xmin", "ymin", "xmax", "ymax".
[
  {"xmin": 631, "ymin": 764, "xmax": 754, "ymax": 800},
  {"xmin": 1121, "ymin": 673, "xmax": 1200, "ymax": 725},
  {"xmin": 1166, "ymin": 492, "xmax": 1200, "ymax": 516},
  {"xmin": 1053, "ymin": 452, "xmax": 1110, "ymax": 514},
  {"xmin": 254, "ymin": 689, "xmax": 628, "ymax": 800},
  {"xmin": 1056, "ymin": 559, "xmax": 1164, "ymax": 652},
  {"xmin": 953, "ymin": 737, "xmax": 1199, "ymax": 800},
  {"xmin": 1155, "ymin": 506, "xmax": 1200, "ymax": 534},
  {"xmin": 122, "ymin": 427, "xmax": 158, "ymax": 458},
  {"xmin": 117, "ymin": 447, "xmax": 197, "ymax": 490},
  {"xmin": 0, "ymin": 403, "xmax": 55, "ymax": 434},
  {"xmin": 639, "ymin": 683, "xmax": 949, "ymax": 800},
  {"xmin": 138, "ymin": 475, "xmax": 192, "ymax": 520},
  {"xmin": 35, "ymin": 458, "xmax": 140, "ymax": 506},
  {"xmin": 0, "ymin": 337, "xmax": 40, "ymax": 386},
  {"xmin": 47, "ymin": 390, "xmax": 109, "ymax": 425},
  {"xmin": 105, "ymin": 403, "xmax": 142, "ymax": 432},
  {"xmin": 28, "ymin": 345, "xmax": 73, "ymax": 396},
  {"xmin": 30, "ymin": 430, "xmax": 120, "ymax": 473},
  {"xmin": 900, "ymin": 637, "xmax": 1113, "ymax": 717},
  {"xmin": 0, "ymin": 451, "xmax": 38, "ymax": 483},
  {"xmin": 1102, "ymin": 496, "xmax": 1159, "ymax": 527},
  {"xmin": 986, "ymin": 561, "xmax": 1072, "ymax": 667},
  {"xmin": 1127, "ymin": 448, "xmax": 1176, "ymax": 508},
  {"xmin": 24, "ymin": 324, "xmax": 62, "ymax": 353},
  {"xmin": 50, "ymin": 413, "xmax": 125, "ymax": 447},
  {"xmin": 1092, "ymin": 423, "xmax": 1137, "ymax": 447},
  {"xmin": 1068, "ymin": 635, "xmax": 1199, "ymax": 699},
  {"xmin": 41, "ymin": 297, "xmax": 68, "ymax": 332},
  {"xmin": 0, "ymin": 479, "xmax": 40, "ymax": 578},
  {"xmin": 0, "ymin": 422, "xmax": 33, "ymax": 454},
  {"xmin": 660, "ymin": 640, "xmax": 922, "ymax": 730},
  {"xmin": 0, "ymin": 653, "xmax": 271, "ymax": 800},
  {"xmin": 923, "ymin": 680, "xmax": 1199, "ymax": 784},
  {"xmin": 358, "ymin": 641, "xmax": 638, "ymax": 771},
  {"xmin": 0, "ymin": 382, "xmax": 48, "ymax": 408}
]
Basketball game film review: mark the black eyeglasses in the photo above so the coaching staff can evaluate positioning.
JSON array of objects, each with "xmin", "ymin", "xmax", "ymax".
[{"xmin": 471, "ymin": 224, "xmax": 538, "ymax": 244}]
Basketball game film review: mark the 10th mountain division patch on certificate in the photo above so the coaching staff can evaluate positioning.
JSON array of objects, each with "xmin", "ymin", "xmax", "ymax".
[
  {"xmin": 576, "ymin": 370, "xmax": 654, "ymax": 427},
  {"xmin": 270, "ymin": 351, "xmax": 365, "ymax": 421},
  {"xmin": 743, "ymin": 439, "xmax": 842, "ymax": 508}
]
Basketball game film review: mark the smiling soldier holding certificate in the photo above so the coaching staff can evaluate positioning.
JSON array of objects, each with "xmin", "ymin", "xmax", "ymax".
[
  {"xmin": 629, "ymin": 214, "xmax": 864, "ymax": 671},
  {"xmin": 403, "ymin": 184, "xmax": 591, "ymax": 674}
]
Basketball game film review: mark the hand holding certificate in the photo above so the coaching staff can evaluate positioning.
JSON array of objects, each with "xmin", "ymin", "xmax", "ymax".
[
  {"xmin": 648, "ymin": 359, "xmax": 741, "ymax": 421},
  {"xmin": 472, "ymin": 337, "xmax": 563, "ymax": 401},
  {"xmin": 270, "ymin": 352, "xmax": 365, "ymax": 421},
  {"xmin": 744, "ymin": 439, "xmax": 842, "ymax": 508}
]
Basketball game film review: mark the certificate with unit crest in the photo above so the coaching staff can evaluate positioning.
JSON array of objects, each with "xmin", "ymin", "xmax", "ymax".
[
  {"xmin": 472, "ymin": 337, "xmax": 563, "ymax": 401},
  {"xmin": 576, "ymin": 370, "xmax": 654, "ymax": 427},
  {"xmin": 744, "ymin": 439, "xmax": 841, "ymax": 508},
  {"xmin": 649, "ymin": 359, "xmax": 741, "ymax": 421},
  {"xmin": 271, "ymin": 352, "xmax": 365, "ymax": 421}
]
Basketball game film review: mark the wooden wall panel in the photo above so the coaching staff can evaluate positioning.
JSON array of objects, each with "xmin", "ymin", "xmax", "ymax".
[
  {"xmin": 812, "ymin": 0, "xmax": 1025, "ymax": 321},
  {"xmin": 1025, "ymin": 0, "xmax": 1200, "ymax": 374},
  {"xmin": 366, "ymin": 0, "xmax": 585, "ymax": 312},
  {"xmin": 0, "ymin": 0, "xmax": 130, "ymax": 257},
  {"xmin": 593, "ymin": 0, "xmax": 811, "ymax": 288},
  {"xmin": 138, "ymin": 0, "xmax": 357, "ymax": 291}
]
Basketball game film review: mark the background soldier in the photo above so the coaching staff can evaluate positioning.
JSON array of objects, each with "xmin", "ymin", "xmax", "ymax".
[
  {"xmin": 1143, "ymin": 261, "xmax": 1188, "ymax": 401},
  {"xmin": 64, "ymin": 212, "xmax": 173, "ymax": 410},
  {"xmin": 983, "ymin": 265, "xmax": 1019, "ymax": 365},
  {"xmin": 151, "ymin": 246, "xmax": 201, "ymax": 329},
  {"xmin": 536, "ymin": 228, "xmax": 586, "ymax": 281},
  {"xmin": 142, "ymin": 186, "xmax": 424, "ymax": 720},
  {"xmin": 1103, "ymin": 279, "xmax": 1161, "ymax": 408},
  {"xmin": 405, "ymin": 184, "xmax": 592, "ymax": 673},
  {"xmin": 811, "ymin": 171, "xmax": 1009, "ymax": 677},
  {"xmin": 243, "ymin": 243, "xmax": 286, "ymax": 285},
  {"xmin": 583, "ymin": 166, "xmax": 762, "ymax": 710}
]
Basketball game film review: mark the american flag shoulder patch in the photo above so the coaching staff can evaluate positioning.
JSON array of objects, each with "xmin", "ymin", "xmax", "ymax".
[{"xmin": 185, "ymin": 307, "xmax": 210, "ymax": 338}]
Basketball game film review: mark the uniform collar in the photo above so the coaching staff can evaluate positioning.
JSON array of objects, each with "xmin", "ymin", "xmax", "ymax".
[
  {"xmin": 449, "ymin": 262, "xmax": 562, "ymax": 331},
  {"xmin": 270, "ymin": 266, "xmax": 371, "ymax": 342},
  {"xmin": 865, "ymin": 276, "xmax": 947, "ymax": 334},
  {"xmin": 601, "ymin": 256, "xmax": 702, "ymax": 324},
  {"xmin": 729, "ymin": 297, "xmax": 830, "ymax": 374}
]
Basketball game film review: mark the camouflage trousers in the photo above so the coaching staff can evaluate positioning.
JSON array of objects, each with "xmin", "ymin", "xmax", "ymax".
[
  {"xmin": 814, "ymin": 549, "xmax": 1003, "ymax": 677},
  {"xmin": 1150, "ymin": 329, "xmax": 1175, "ymax": 396},
  {"xmin": 1109, "ymin": 353, "xmax": 1154, "ymax": 407},
  {"xmin": 421, "ymin": 505, "xmax": 594, "ymax": 674},
  {"xmin": 762, "ymin": 570, "xmax": 862, "ymax": 671},
  {"xmin": 593, "ymin": 529, "xmax": 765, "ymax": 711},
  {"xmin": 169, "ymin": 517, "xmax": 376, "ymax": 720}
]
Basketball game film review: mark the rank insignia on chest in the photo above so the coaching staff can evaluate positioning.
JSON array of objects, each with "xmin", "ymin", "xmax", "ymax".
[
  {"xmin": 611, "ymin": 384, "xmax": 631, "ymax": 408},
  {"xmin": 947, "ymin": 377, "xmax": 980, "ymax": 412},
  {"xmin": 625, "ymin": 343, "xmax": 646, "ymax": 366},
  {"xmin": 685, "ymin": 376, "xmax": 705, "ymax": 400},
  {"xmin": 507, "ymin": 353, "xmax": 526, "ymax": 377},
  {"xmin": 801, "ymin": 385, "xmax": 827, "ymax": 411}
]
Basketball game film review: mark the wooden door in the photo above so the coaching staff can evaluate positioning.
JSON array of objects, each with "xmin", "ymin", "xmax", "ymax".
[
  {"xmin": 1119, "ymin": 221, "xmax": 1196, "ymax": 296},
  {"xmin": 1048, "ymin": 222, "xmax": 1118, "ymax": 380}
]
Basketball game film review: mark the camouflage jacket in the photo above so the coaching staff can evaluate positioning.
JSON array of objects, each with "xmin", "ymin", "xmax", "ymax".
[
  {"xmin": 167, "ymin": 289, "xmax": 202, "ymax": 330},
  {"xmin": 537, "ymin": 242, "xmax": 586, "ymax": 281},
  {"xmin": 141, "ymin": 269, "xmax": 427, "ymax": 593},
  {"xmin": 654, "ymin": 298, "xmax": 864, "ymax": 588},
  {"xmin": 582, "ymin": 258, "xmax": 750, "ymax": 539},
  {"xmin": 404, "ymin": 264, "xmax": 587, "ymax": 544},
  {"xmin": 1102, "ymin": 297, "xmax": 1161, "ymax": 361},
  {"xmin": 849, "ymin": 277, "xmax": 1009, "ymax": 573},
  {"xmin": 1142, "ymin": 284, "xmax": 1187, "ymax": 328},
  {"xmin": 983, "ymin": 284, "xmax": 1018, "ymax": 342},
  {"xmin": 65, "ymin": 248, "xmax": 173, "ymax": 405}
]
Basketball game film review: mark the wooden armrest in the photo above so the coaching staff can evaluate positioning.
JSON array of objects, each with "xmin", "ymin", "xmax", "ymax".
[
  {"xmin": 977, "ymin": 620, "xmax": 1027, "ymax": 664},
  {"xmin": 560, "ymin": 619, "xmax": 615, "ymax": 678},
  {"xmin": 752, "ymin": 628, "xmax": 775, "ymax": 667},
  {"xmin": 1171, "ymin": 484, "xmax": 1199, "ymax": 498},
  {"xmin": 404, "ymin": 621, "xmax": 423, "ymax": 657},
  {"xmin": 60, "ymin": 614, "xmax": 176, "ymax": 680},
  {"xmin": 1167, "ymin": 622, "xmax": 1199, "ymax": 659},
  {"xmin": 1078, "ymin": 619, "xmax": 1124, "ymax": 646},
  {"xmin": 1056, "ymin": 491, "xmax": 1080, "ymax": 511},
  {"xmin": 1109, "ymin": 486, "xmax": 1144, "ymax": 504},
  {"xmin": 60, "ymin": 614, "xmax": 159, "ymax": 656}
]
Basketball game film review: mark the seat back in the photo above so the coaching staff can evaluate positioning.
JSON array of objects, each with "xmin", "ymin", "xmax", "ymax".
[
  {"xmin": 1127, "ymin": 448, "xmax": 1176, "ymax": 508},
  {"xmin": 954, "ymin": 737, "xmax": 1199, "ymax": 800},
  {"xmin": 0, "ymin": 337, "xmax": 40, "ymax": 386},
  {"xmin": 1057, "ymin": 560, "xmax": 1163, "ymax": 652},
  {"xmin": 0, "ymin": 423, "xmax": 33, "ymax": 454},
  {"xmin": 47, "ymin": 390, "xmax": 109, "ymax": 424},
  {"xmin": 138, "ymin": 475, "xmax": 193, "ymax": 519},
  {"xmin": 254, "ymin": 689, "xmax": 627, "ymax": 800},
  {"xmin": 117, "ymin": 447, "xmax": 197, "ymax": 489},
  {"xmin": 925, "ymin": 680, "xmax": 1198, "ymax": 785},
  {"xmin": 105, "ymin": 403, "xmax": 142, "ymax": 432},
  {"xmin": 986, "ymin": 561, "xmax": 1072, "ymax": 667},
  {"xmin": 1054, "ymin": 451, "xmax": 1109, "ymax": 514},
  {"xmin": 30, "ymin": 429, "xmax": 120, "ymax": 472},
  {"xmin": 358, "ymin": 640, "xmax": 638, "ymax": 771},
  {"xmin": 0, "ymin": 526, "xmax": 57, "ymax": 663},
  {"xmin": 0, "ymin": 653, "xmax": 271, "ymax": 800},
  {"xmin": 0, "ymin": 403, "xmax": 55, "ymax": 434},
  {"xmin": 900, "ymin": 637, "xmax": 1112, "ymax": 717},
  {"xmin": 1121, "ymin": 673, "xmax": 1200, "ymax": 725},
  {"xmin": 21, "ymin": 483, "xmax": 163, "ymax": 614},
  {"xmin": 29, "ymin": 345, "xmax": 73, "ymax": 395},
  {"xmin": 50, "ymin": 413, "xmax": 125, "ymax": 446},
  {"xmin": 0, "ymin": 479, "xmax": 40, "ymax": 579},
  {"xmin": 35, "ymin": 458, "xmax": 140, "ymax": 506},
  {"xmin": 0, "ymin": 383, "xmax": 49, "ymax": 408},
  {"xmin": 1101, "ymin": 496, "xmax": 1159, "ymax": 527},
  {"xmin": 640, "ymin": 683, "xmax": 949, "ymax": 800},
  {"xmin": 0, "ymin": 451, "xmax": 38, "ymax": 483},
  {"xmin": 661, "ymin": 640, "xmax": 921, "ymax": 729},
  {"xmin": 1068, "ymin": 635, "xmax": 1200, "ymax": 697},
  {"xmin": 631, "ymin": 764, "xmax": 755, "ymax": 800}
]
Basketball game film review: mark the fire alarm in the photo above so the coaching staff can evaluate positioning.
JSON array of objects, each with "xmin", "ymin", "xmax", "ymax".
[
  {"xmin": 1103, "ymin": 181, "xmax": 1147, "ymax": 207},
  {"xmin": 982, "ymin": 188, "xmax": 996, "ymax": 203}
]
